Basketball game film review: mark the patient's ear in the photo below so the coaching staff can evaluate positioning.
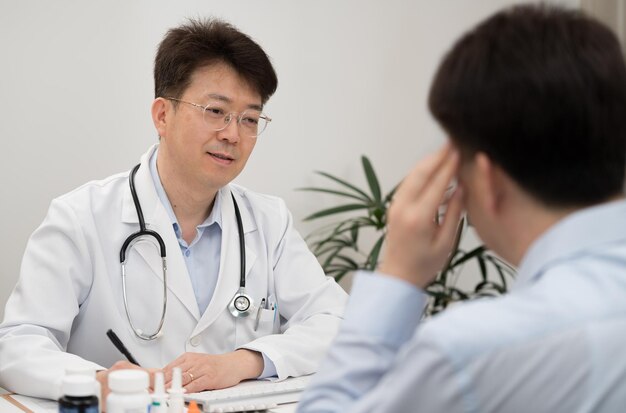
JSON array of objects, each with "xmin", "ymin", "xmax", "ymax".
[{"xmin": 474, "ymin": 152, "xmax": 504, "ymax": 216}]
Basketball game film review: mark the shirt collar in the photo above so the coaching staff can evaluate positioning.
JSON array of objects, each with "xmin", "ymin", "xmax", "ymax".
[
  {"xmin": 514, "ymin": 198, "xmax": 626, "ymax": 290},
  {"xmin": 149, "ymin": 146, "xmax": 222, "ymax": 234}
]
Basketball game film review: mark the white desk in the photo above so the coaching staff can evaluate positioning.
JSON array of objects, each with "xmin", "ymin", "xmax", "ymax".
[{"xmin": 0, "ymin": 392, "xmax": 297, "ymax": 413}]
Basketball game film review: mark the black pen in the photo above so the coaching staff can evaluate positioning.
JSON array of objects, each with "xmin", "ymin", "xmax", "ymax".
[{"xmin": 106, "ymin": 329, "xmax": 140, "ymax": 366}]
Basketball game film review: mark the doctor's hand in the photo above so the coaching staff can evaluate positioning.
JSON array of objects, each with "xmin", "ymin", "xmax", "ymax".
[
  {"xmin": 97, "ymin": 361, "xmax": 159, "ymax": 412},
  {"xmin": 379, "ymin": 145, "xmax": 463, "ymax": 289},
  {"xmin": 163, "ymin": 349, "xmax": 264, "ymax": 393}
]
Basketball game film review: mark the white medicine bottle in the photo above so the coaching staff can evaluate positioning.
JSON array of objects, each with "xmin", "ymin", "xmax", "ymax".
[
  {"xmin": 58, "ymin": 375, "xmax": 99, "ymax": 413},
  {"xmin": 106, "ymin": 370, "xmax": 150, "ymax": 413},
  {"xmin": 64, "ymin": 366, "xmax": 101, "ymax": 402}
]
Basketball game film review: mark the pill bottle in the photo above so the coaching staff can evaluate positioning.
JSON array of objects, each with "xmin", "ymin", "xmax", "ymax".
[
  {"xmin": 58, "ymin": 375, "xmax": 99, "ymax": 413},
  {"xmin": 106, "ymin": 370, "xmax": 150, "ymax": 413},
  {"xmin": 64, "ymin": 366, "xmax": 101, "ymax": 401}
]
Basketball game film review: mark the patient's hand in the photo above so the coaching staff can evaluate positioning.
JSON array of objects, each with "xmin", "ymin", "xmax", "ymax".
[{"xmin": 380, "ymin": 145, "xmax": 463, "ymax": 289}]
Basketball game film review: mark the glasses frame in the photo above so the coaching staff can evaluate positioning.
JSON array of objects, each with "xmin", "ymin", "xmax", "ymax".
[{"xmin": 164, "ymin": 96, "xmax": 272, "ymax": 138}]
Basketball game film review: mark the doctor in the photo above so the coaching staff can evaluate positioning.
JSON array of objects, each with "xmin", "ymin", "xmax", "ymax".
[{"xmin": 0, "ymin": 18, "xmax": 347, "ymax": 401}]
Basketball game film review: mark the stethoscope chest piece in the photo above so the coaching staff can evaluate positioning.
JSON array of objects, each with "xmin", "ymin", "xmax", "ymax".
[{"xmin": 229, "ymin": 287, "xmax": 254, "ymax": 318}]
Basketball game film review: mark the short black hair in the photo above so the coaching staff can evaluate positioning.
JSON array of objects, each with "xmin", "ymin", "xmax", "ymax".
[
  {"xmin": 154, "ymin": 18, "xmax": 278, "ymax": 104},
  {"xmin": 429, "ymin": 4, "xmax": 626, "ymax": 207}
]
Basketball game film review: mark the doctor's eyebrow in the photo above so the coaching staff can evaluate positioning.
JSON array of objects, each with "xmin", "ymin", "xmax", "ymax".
[{"xmin": 206, "ymin": 93, "xmax": 263, "ymax": 111}]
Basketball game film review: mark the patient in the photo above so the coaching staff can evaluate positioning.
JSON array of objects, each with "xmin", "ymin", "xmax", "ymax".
[{"xmin": 298, "ymin": 4, "xmax": 626, "ymax": 412}]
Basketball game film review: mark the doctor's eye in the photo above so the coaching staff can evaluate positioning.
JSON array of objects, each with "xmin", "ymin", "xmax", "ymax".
[
  {"xmin": 240, "ymin": 112, "xmax": 261, "ymax": 126},
  {"xmin": 204, "ymin": 105, "xmax": 226, "ymax": 118}
]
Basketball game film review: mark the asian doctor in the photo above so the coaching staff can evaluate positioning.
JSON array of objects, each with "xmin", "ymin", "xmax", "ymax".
[{"xmin": 0, "ymin": 18, "xmax": 347, "ymax": 402}]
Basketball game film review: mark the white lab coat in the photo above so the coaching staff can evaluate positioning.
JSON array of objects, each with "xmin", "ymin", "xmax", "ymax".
[{"xmin": 0, "ymin": 145, "xmax": 348, "ymax": 399}]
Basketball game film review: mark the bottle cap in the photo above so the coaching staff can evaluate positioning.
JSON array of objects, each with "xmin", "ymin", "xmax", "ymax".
[
  {"xmin": 167, "ymin": 367, "xmax": 185, "ymax": 395},
  {"xmin": 61, "ymin": 375, "xmax": 96, "ymax": 397},
  {"xmin": 108, "ymin": 370, "xmax": 149, "ymax": 393},
  {"xmin": 65, "ymin": 366, "xmax": 96, "ymax": 378},
  {"xmin": 152, "ymin": 371, "xmax": 168, "ymax": 402},
  {"xmin": 171, "ymin": 367, "xmax": 182, "ymax": 390},
  {"xmin": 187, "ymin": 400, "xmax": 201, "ymax": 413}
]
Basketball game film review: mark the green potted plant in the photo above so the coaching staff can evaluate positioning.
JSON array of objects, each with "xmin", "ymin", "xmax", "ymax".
[{"xmin": 300, "ymin": 155, "xmax": 516, "ymax": 316}]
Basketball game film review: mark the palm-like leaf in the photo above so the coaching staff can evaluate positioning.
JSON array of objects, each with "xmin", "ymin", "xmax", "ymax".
[{"xmin": 361, "ymin": 156, "xmax": 382, "ymax": 204}]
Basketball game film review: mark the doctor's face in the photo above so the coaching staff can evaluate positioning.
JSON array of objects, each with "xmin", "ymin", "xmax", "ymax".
[{"xmin": 156, "ymin": 62, "xmax": 261, "ymax": 193}]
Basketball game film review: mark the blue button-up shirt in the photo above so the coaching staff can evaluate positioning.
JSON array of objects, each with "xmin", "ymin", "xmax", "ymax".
[
  {"xmin": 298, "ymin": 199, "xmax": 626, "ymax": 412},
  {"xmin": 149, "ymin": 149, "xmax": 222, "ymax": 315}
]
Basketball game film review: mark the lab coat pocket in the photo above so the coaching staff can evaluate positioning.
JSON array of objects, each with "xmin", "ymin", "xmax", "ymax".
[
  {"xmin": 235, "ymin": 307, "xmax": 277, "ymax": 347},
  {"xmin": 256, "ymin": 308, "xmax": 277, "ymax": 332}
]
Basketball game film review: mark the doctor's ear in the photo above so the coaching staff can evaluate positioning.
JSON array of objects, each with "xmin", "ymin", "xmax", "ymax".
[{"xmin": 151, "ymin": 98, "xmax": 169, "ymax": 137}]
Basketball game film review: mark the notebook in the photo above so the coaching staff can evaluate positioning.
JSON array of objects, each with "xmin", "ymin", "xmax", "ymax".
[{"xmin": 185, "ymin": 375, "xmax": 311, "ymax": 413}]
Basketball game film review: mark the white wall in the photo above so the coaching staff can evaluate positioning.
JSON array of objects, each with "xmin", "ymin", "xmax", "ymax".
[{"xmin": 0, "ymin": 0, "xmax": 579, "ymax": 319}]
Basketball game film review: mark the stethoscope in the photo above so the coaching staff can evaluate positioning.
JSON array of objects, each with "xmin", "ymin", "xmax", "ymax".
[{"xmin": 119, "ymin": 163, "xmax": 254, "ymax": 341}]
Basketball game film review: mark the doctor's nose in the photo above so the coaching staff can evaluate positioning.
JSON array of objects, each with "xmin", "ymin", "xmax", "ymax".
[{"xmin": 216, "ymin": 115, "xmax": 241, "ymax": 143}]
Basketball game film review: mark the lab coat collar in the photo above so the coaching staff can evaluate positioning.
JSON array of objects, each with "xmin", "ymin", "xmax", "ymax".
[{"xmin": 121, "ymin": 144, "xmax": 201, "ymax": 320}]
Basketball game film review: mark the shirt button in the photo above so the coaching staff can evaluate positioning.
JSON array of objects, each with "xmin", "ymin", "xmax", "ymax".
[
  {"xmin": 190, "ymin": 335, "xmax": 201, "ymax": 347},
  {"xmin": 185, "ymin": 250, "xmax": 190, "ymax": 257}
]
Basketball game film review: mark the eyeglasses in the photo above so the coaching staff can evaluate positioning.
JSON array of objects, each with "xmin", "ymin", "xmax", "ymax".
[{"xmin": 164, "ymin": 97, "xmax": 272, "ymax": 138}]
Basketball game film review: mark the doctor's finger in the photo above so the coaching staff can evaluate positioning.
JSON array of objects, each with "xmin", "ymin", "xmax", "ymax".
[
  {"xmin": 163, "ymin": 361, "xmax": 194, "ymax": 386},
  {"xmin": 146, "ymin": 367, "xmax": 160, "ymax": 391},
  {"xmin": 110, "ymin": 360, "xmax": 142, "ymax": 371},
  {"xmin": 163, "ymin": 351, "xmax": 195, "ymax": 370}
]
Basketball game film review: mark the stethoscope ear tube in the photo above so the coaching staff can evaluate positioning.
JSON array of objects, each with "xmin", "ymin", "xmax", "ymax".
[{"xmin": 121, "ymin": 164, "xmax": 167, "ymax": 262}]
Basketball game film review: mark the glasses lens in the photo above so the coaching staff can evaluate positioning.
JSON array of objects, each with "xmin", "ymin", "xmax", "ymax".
[
  {"xmin": 240, "ymin": 110, "xmax": 267, "ymax": 137},
  {"xmin": 203, "ymin": 103, "xmax": 226, "ymax": 130},
  {"xmin": 202, "ymin": 104, "xmax": 268, "ymax": 137}
]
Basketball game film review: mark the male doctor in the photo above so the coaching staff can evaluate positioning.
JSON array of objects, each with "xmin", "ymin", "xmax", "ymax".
[{"xmin": 0, "ymin": 18, "xmax": 347, "ymax": 400}]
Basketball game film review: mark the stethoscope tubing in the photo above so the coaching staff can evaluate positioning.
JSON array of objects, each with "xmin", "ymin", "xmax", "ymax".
[{"xmin": 119, "ymin": 163, "xmax": 249, "ymax": 341}]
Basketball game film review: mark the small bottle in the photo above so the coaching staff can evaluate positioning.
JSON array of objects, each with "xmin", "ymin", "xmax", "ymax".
[
  {"xmin": 167, "ymin": 367, "xmax": 185, "ymax": 413},
  {"xmin": 59, "ymin": 375, "xmax": 99, "ymax": 413},
  {"xmin": 150, "ymin": 372, "xmax": 168, "ymax": 413},
  {"xmin": 106, "ymin": 370, "xmax": 150, "ymax": 413},
  {"xmin": 64, "ymin": 366, "xmax": 101, "ymax": 402}
]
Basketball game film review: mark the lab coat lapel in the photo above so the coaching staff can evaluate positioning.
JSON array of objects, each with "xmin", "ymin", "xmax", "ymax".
[
  {"xmin": 121, "ymin": 145, "xmax": 201, "ymax": 321},
  {"xmin": 194, "ymin": 186, "xmax": 257, "ymax": 334}
]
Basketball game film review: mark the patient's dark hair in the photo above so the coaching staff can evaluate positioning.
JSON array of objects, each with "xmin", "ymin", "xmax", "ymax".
[
  {"xmin": 154, "ymin": 18, "xmax": 278, "ymax": 104},
  {"xmin": 429, "ymin": 4, "xmax": 626, "ymax": 207}
]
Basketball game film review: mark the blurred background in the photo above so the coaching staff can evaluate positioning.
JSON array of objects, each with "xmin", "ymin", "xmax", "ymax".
[{"xmin": 2, "ymin": 0, "xmax": 616, "ymax": 319}]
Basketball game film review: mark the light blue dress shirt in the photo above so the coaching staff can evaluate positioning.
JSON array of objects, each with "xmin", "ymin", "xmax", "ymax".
[
  {"xmin": 149, "ymin": 148, "xmax": 276, "ymax": 377},
  {"xmin": 298, "ymin": 199, "xmax": 626, "ymax": 412},
  {"xmin": 149, "ymin": 149, "xmax": 222, "ymax": 315}
]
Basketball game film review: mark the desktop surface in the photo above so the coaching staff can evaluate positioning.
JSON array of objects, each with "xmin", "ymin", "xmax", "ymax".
[{"xmin": 0, "ymin": 378, "xmax": 306, "ymax": 413}]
